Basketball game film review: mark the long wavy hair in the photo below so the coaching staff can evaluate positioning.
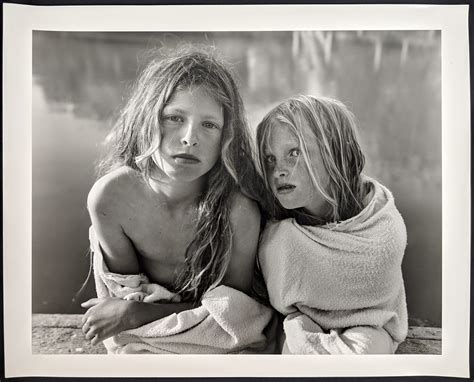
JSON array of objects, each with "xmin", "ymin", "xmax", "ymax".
[
  {"xmin": 256, "ymin": 95, "xmax": 367, "ymax": 226},
  {"xmin": 98, "ymin": 47, "xmax": 264, "ymax": 302}
]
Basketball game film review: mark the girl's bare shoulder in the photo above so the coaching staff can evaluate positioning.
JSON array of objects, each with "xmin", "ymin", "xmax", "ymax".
[
  {"xmin": 229, "ymin": 191, "xmax": 261, "ymax": 233},
  {"xmin": 87, "ymin": 166, "xmax": 144, "ymax": 216}
]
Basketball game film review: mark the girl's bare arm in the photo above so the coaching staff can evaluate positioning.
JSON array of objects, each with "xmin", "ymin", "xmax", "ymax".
[
  {"xmin": 221, "ymin": 192, "xmax": 261, "ymax": 294},
  {"xmin": 83, "ymin": 176, "xmax": 196, "ymax": 343},
  {"xmin": 87, "ymin": 175, "xmax": 141, "ymax": 274},
  {"xmin": 81, "ymin": 297, "xmax": 195, "ymax": 345}
]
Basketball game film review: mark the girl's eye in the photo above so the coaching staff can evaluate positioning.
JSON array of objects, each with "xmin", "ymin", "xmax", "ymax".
[
  {"xmin": 203, "ymin": 121, "xmax": 220, "ymax": 130},
  {"xmin": 163, "ymin": 115, "xmax": 183, "ymax": 123},
  {"xmin": 289, "ymin": 148, "xmax": 300, "ymax": 158},
  {"xmin": 265, "ymin": 155, "xmax": 276, "ymax": 165}
]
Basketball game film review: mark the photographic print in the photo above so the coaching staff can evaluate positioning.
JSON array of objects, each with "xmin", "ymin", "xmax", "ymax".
[
  {"xmin": 31, "ymin": 29, "xmax": 441, "ymax": 355},
  {"xmin": 4, "ymin": 3, "xmax": 470, "ymax": 379}
]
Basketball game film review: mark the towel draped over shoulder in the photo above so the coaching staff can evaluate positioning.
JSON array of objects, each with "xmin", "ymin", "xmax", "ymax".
[{"xmin": 258, "ymin": 177, "xmax": 408, "ymax": 354}]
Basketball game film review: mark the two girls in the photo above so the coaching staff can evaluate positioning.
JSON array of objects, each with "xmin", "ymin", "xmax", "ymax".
[{"xmin": 82, "ymin": 46, "xmax": 407, "ymax": 354}]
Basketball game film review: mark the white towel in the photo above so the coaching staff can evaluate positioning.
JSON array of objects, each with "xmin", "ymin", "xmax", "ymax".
[
  {"xmin": 259, "ymin": 177, "xmax": 408, "ymax": 354},
  {"xmin": 90, "ymin": 226, "xmax": 277, "ymax": 354}
]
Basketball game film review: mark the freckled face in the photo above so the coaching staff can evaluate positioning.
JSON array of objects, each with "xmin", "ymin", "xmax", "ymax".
[
  {"xmin": 263, "ymin": 122, "xmax": 330, "ymax": 217},
  {"xmin": 154, "ymin": 87, "xmax": 224, "ymax": 183}
]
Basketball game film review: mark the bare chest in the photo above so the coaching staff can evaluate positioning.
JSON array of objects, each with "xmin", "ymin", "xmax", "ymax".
[{"xmin": 122, "ymin": 202, "xmax": 197, "ymax": 286}]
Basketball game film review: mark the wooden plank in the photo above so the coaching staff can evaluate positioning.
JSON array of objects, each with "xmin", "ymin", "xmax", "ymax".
[
  {"xmin": 32, "ymin": 327, "xmax": 107, "ymax": 354},
  {"xmin": 31, "ymin": 314, "xmax": 442, "ymax": 355},
  {"xmin": 406, "ymin": 326, "xmax": 441, "ymax": 341},
  {"xmin": 33, "ymin": 313, "xmax": 83, "ymax": 328},
  {"xmin": 396, "ymin": 338, "xmax": 441, "ymax": 355}
]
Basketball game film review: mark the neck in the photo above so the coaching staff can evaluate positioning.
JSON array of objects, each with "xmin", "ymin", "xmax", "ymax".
[
  {"xmin": 147, "ymin": 176, "xmax": 206, "ymax": 209},
  {"xmin": 305, "ymin": 200, "xmax": 332, "ymax": 221}
]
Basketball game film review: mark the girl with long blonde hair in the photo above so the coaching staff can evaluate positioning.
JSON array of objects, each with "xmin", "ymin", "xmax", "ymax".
[
  {"xmin": 80, "ymin": 48, "xmax": 270, "ymax": 352},
  {"xmin": 257, "ymin": 95, "xmax": 408, "ymax": 354}
]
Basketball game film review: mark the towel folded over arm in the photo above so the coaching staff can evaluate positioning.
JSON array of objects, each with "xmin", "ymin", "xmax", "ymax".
[{"xmin": 89, "ymin": 226, "xmax": 276, "ymax": 354}]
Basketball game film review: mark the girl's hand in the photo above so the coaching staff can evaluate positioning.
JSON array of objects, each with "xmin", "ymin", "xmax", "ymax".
[{"xmin": 81, "ymin": 297, "xmax": 133, "ymax": 345}]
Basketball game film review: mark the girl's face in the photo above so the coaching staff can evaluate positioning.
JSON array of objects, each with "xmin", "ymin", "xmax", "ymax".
[
  {"xmin": 263, "ymin": 121, "xmax": 331, "ymax": 217},
  {"xmin": 154, "ymin": 86, "xmax": 224, "ymax": 184}
]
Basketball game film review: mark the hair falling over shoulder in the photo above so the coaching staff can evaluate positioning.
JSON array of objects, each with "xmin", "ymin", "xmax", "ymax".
[
  {"xmin": 256, "ymin": 95, "xmax": 367, "ymax": 225},
  {"xmin": 97, "ymin": 46, "xmax": 266, "ymax": 302}
]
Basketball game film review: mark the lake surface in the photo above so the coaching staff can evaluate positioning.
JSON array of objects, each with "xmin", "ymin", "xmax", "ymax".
[{"xmin": 32, "ymin": 31, "xmax": 441, "ymax": 326}]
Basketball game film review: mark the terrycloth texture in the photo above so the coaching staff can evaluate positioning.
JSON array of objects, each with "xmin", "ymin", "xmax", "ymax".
[
  {"xmin": 90, "ymin": 226, "xmax": 276, "ymax": 354},
  {"xmin": 281, "ymin": 315, "xmax": 397, "ymax": 354},
  {"xmin": 259, "ymin": 177, "xmax": 408, "ymax": 354}
]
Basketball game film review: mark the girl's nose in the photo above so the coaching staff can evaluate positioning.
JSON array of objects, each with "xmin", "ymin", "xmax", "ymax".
[
  {"xmin": 181, "ymin": 123, "xmax": 199, "ymax": 147},
  {"xmin": 273, "ymin": 165, "xmax": 289, "ymax": 178}
]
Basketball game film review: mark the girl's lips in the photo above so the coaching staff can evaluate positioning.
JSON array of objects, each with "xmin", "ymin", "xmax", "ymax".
[
  {"xmin": 276, "ymin": 184, "xmax": 296, "ymax": 194},
  {"xmin": 173, "ymin": 154, "xmax": 201, "ymax": 164}
]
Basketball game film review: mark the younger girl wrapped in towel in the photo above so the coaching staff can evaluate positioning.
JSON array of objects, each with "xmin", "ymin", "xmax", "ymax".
[
  {"xmin": 256, "ymin": 95, "xmax": 408, "ymax": 354},
  {"xmin": 80, "ymin": 48, "xmax": 275, "ymax": 354}
]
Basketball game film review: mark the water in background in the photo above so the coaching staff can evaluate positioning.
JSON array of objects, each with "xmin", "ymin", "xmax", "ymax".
[{"xmin": 32, "ymin": 31, "xmax": 441, "ymax": 326}]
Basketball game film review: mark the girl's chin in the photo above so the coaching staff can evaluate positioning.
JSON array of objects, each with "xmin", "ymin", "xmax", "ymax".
[
  {"xmin": 159, "ymin": 165, "xmax": 207, "ymax": 181},
  {"xmin": 276, "ymin": 198, "xmax": 304, "ymax": 211}
]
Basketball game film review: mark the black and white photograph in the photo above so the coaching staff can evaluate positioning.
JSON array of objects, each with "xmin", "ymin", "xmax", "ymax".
[{"xmin": 3, "ymin": 3, "xmax": 470, "ymax": 379}]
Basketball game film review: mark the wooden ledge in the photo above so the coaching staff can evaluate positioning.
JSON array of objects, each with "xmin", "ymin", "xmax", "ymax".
[{"xmin": 32, "ymin": 314, "xmax": 441, "ymax": 355}]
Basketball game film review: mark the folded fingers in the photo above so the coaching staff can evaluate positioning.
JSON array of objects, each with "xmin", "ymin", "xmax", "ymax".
[
  {"xmin": 84, "ymin": 327, "xmax": 96, "ymax": 341},
  {"xmin": 90, "ymin": 334, "xmax": 101, "ymax": 346},
  {"xmin": 81, "ymin": 317, "xmax": 91, "ymax": 334},
  {"xmin": 82, "ymin": 317, "xmax": 98, "ymax": 341}
]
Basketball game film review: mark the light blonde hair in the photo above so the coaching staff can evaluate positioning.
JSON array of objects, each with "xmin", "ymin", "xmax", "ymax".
[
  {"xmin": 256, "ymin": 95, "xmax": 367, "ymax": 225},
  {"xmin": 99, "ymin": 47, "xmax": 264, "ymax": 301}
]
